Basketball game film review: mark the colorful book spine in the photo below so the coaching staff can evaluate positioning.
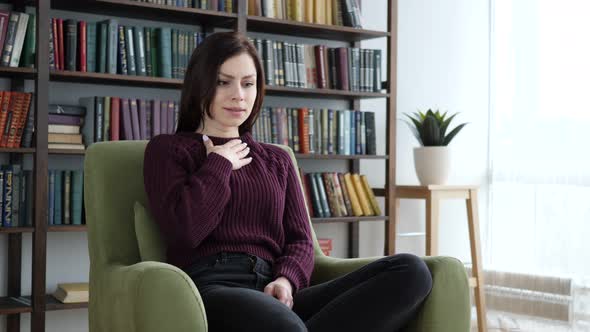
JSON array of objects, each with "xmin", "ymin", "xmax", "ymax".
[
  {"xmin": 54, "ymin": 171, "xmax": 63, "ymax": 225},
  {"xmin": 71, "ymin": 170, "xmax": 83, "ymax": 225}
]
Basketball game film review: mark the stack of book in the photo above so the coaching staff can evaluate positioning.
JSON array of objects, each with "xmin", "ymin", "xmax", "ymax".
[
  {"xmin": 130, "ymin": 0, "xmax": 236, "ymax": 13},
  {"xmin": 248, "ymin": 0, "xmax": 363, "ymax": 28},
  {"xmin": 0, "ymin": 164, "xmax": 33, "ymax": 228},
  {"xmin": 252, "ymin": 107, "xmax": 376, "ymax": 155},
  {"xmin": 78, "ymin": 96, "xmax": 178, "ymax": 147},
  {"xmin": 52, "ymin": 282, "xmax": 89, "ymax": 303},
  {"xmin": 0, "ymin": 91, "xmax": 34, "ymax": 148},
  {"xmin": 48, "ymin": 104, "xmax": 85, "ymax": 151},
  {"xmin": 250, "ymin": 38, "xmax": 382, "ymax": 92},
  {"xmin": 0, "ymin": 8, "xmax": 36, "ymax": 68},
  {"xmin": 50, "ymin": 17, "xmax": 207, "ymax": 79},
  {"xmin": 300, "ymin": 172, "xmax": 381, "ymax": 218},
  {"xmin": 318, "ymin": 238, "xmax": 332, "ymax": 256},
  {"xmin": 47, "ymin": 169, "xmax": 84, "ymax": 226}
]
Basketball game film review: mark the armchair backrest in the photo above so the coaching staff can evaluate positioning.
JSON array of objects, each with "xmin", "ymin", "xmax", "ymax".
[{"xmin": 84, "ymin": 140, "xmax": 323, "ymax": 270}]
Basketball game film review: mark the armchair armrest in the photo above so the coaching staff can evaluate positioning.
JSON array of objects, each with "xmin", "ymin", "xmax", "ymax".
[
  {"xmin": 311, "ymin": 255, "xmax": 470, "ymax": 332},
  {"xmin": 402, "ymin": 256, "xmax": 471, "ymax": 332},
  {"xmin": 90, "ymin": 261, "xmax": 207, "ymax": 332}
]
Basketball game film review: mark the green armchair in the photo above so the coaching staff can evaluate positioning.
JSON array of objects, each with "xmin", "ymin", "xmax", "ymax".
[{"xmin": 84, "ymin": 140, "xmax": 470, "ymax": 332}]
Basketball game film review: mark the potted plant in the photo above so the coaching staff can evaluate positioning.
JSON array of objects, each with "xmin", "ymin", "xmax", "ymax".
[{"xmin": 403, "ymin": 109, "xmax": 468, "ymax": 185}]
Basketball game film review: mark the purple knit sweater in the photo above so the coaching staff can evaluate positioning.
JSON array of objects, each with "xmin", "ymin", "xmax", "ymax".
[{"xmin": 143, "ymin": 131, "xmax": 314, "ymax": 291}]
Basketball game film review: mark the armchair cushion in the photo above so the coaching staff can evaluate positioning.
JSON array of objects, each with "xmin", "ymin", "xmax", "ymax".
[{"xmin": 134, "ymin": 201, "xmax": 165, "ymax": 262}]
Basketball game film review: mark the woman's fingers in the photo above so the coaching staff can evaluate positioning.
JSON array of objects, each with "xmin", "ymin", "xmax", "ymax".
[
  {"xmin": 237, "ymin": 157, "xmax": 253, "ymax": 169},
  {"xmin": 230, "ymin": 142, "xmax": 248, "ymax": 152},
  {"xmin": 236, "ymin": 146, "xmax": 250, "ymax": 158},
  {"xmin": 277, "ymin": 286, "xmax": 293, "ymax": 308},
  {"xmin": 264, "ymin": 283, "xmax": 275, "ymax": 296}
]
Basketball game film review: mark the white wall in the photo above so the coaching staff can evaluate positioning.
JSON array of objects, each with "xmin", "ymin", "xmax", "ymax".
[{"xmin": 393, "ymin": 0, "xmax": 490, "ymax": 261}]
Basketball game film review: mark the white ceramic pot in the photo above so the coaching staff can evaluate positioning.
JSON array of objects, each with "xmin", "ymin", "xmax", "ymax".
[{"xmin": 413, "ymin": 146, "xmax": 451, "ymax": 185}]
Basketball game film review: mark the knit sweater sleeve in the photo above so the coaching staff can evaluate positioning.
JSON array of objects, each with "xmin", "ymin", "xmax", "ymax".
[
  {"xmin": 143, "ymin": 135, "xmax": 233, "ymax": 248},
  {"xmin": 273, "ymin": 153, "xmax": 314, "ymax": 293}
]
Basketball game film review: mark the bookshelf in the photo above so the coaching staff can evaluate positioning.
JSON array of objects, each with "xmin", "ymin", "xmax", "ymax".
[{"xmin": 1, "ymin": 0, "xmax": 397, "ymax": 331}]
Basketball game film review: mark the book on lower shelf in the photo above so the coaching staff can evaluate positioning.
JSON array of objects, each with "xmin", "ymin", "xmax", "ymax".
[
  {"xmin": 318, "ymin": 238, "xmax": 332, "ymax": 256},
  {"xmin": 52, "ymin": 282, "xmax": 88, "ymax": 303}
]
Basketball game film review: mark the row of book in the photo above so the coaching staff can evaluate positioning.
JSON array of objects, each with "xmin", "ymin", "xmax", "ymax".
[
  {"xmin": 248, "ymin": 0, "xmax": 363, "ymax": 28},
  {"xmin": 49, "ymin": 98, "xmax": 179, "ymax": 150},
  {"xmin": 0, "ymin": 164, "xmax": 33, "ymax": 228},
  {"xmin": 0, "ymin": 8, "xmax": 36, "ymax": 68},
  {"xmin": 131, "ymin": 0, "xmax": 237, "ymax": 13},
  {"xmin": 0, "ymin": 91, "xmax": 34, "ymax": 148},
  {"xmin": 300, "ymin": 171, "xmax": 381, "ymax": 218},
  {"xmin": 318, "ymin": 237, "xmax": 332, "ymax": 256},
  {"xmin": 48, "ymin": 169, "xmax": 84, "ymax": 226},
  {"xmin": 251, "ymin": 107, "xmax": 376, "ymax": 155},
  {"xmin": 251, "ymin": 38, "xmax": 382, "ymax": 92},
  {"xmin": 49, "ymin": 17, "xmax": 207, "ymax": 79}
]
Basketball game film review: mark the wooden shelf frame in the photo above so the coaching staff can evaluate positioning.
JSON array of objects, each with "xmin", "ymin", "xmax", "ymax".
[
  {"xmin": 47, "ymin": 225, "xmax": 87, "ymax": 232},
  {"xmin": 50, "ymin": 0, "xmax": 237, "ymax": 27},
  {"xmin": 43, "ymin": 296, "xmax": 88, "ymax": 311},
  {"xmin": 246, "ymin": 15, "xmax": 389, "ymax": 41},
  {"xmin": 2, "ymin": 1, "xmax": 398, "ymax": 331},
  {"xmin": 50, "ymin": 70, "xmax": 389, "ymax": 98},
  {"xmin": 0, "ymin": 67, "xmax": 36, "ymax": 79},
  {"xmin": 0, "ymin": 297, "xmax": 32, "ymax": 315},
  {"xmin": 0, "ymin": 227, "xmax": 34, "ymax": 233}
]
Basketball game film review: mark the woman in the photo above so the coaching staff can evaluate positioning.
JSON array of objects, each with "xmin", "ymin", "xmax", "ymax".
[{"xmin": 144, "ymin": 32, "xmax": 432, "ymax": 332}]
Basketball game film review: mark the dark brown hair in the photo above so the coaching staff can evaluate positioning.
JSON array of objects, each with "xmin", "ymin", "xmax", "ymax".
[{"xmin": 176, "ymin": 32, "xmax": 265, "ymax": 135}]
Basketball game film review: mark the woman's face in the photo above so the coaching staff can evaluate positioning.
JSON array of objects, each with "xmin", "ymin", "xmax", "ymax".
[{"xmin": 205, "ymin": 53, "xmax": 257, "ymax": 133}]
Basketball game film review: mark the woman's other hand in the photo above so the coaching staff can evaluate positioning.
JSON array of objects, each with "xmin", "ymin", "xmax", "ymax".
[
  {"xmin": 264, "ymin": 276, "xmax": 294, "ymax": 309},
  {"xmin": 203, "ymin": 135, "xmax": 252, "ymax": 170}
]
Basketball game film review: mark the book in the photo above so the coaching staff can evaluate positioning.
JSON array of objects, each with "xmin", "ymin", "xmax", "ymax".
[
  {"xmin": 71, "ymin": 170, "xmax": 83, "ymax": 225},
  {"xmin": 360, "ymin": 175, "xmax": 381, "ymax": 215},
  {"xmin": 47, "ymin": 170, "xmax": 55, "ymax": 225},
  {"xmin": 48, "ymin": 143, "xmax": 85, "ymax": 150},
  {"xmin": 336, "ymin": 173, "xmax": 354, "ymax": 216},
  {"xmin": 0, "ymin": 11, "xmax": 10, "ymax": 60},
  {"xmin": 64, "ymin": 19, "xmax": 77, "ymax": 71},
  {"xmin": 48, "ymin": 114, "xmax": 83, "ymax": 126},
  {"xmin": 54, "ymin": 171, "xmax": 63, "ymax": 225},
  {"xmin": 314, "ymin": 172, "xmax": 331, "ymax": 218},
  {"xmin": 49, "ymin": 104, "xmax": 86, "ymax": 116},
  {"xmin": 307, "ymin": 173, "xmax": 324, "ymax": 218},
  {"xmin": 1, "ymin": 165, "xmax": 14, "ymax": 227},
  {"xmin": 343, "ymin": 173, "xmax": 364, "ymax": 216},
  {"xmin": 49, "ymin": 124, "xmax": 80, "ymax": 135},
  {"xmin": 63, "ymin": 170, "xmax": 71, "ymax": 224},
  {"xmin": 52, "ymin": 282, "xmax": 89, "ymax": 303},
  {"xmin": 9, "ymin": 12, "xmax": 29, "ymax": 67},
  {"xmin": 1, "ymin": 13, "xmax": 19, "ymax": 67},
  {"xmin": 48, "ymin": 133, "xmax": 83, "ymax": 144},
  {"xmin": 352, "ymin": 173, "xmax": 374, "ymax": 216},
  {"xmin": 78, "ymin": 21, "xmax": 87, "ymax": 72}
]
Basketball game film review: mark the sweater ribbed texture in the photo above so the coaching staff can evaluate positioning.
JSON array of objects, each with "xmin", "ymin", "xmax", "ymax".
[{"xmin": 143, "ymin": 131, "xmax": 314, "ymax": 291}]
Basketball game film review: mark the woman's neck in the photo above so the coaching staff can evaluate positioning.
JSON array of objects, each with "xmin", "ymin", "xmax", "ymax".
[{"xmin": 197, "ymin": 126, "xmax": 240, "ymax": 138}]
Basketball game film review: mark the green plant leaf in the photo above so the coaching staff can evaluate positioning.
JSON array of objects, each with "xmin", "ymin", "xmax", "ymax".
[
  {"xmin": 421, "ymin": 114, "xmax": 441, "ymax": 146},
  {"xmin": 443, "ymin": 123, "xmax": 468, "ymax": 146},
  {"xmin": 404, "ymin": 113, "xmax": 423, "ymax": 131},
  {"xmin": 413, "ymin": 111, "xmax": 425, "ymax": 121},
  {"xmin": 425, "ymin": 109, "xmax": 435, "ymax": 119},
  {"xmin": 402, "ymin": 119, "xmax": 423, "ymax": 145},
  {"xmin": 440, "ymin": 113, "xmax": 458, "ymax": 137},
  {"xmin": 434, "ymin": 110, "xmax": 443, "ymax": 122}
]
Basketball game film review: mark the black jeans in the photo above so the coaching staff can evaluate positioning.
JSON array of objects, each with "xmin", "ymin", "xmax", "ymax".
[{"xmin": 184, "ymin": 252, "xmax": 432, "ymax": 332}]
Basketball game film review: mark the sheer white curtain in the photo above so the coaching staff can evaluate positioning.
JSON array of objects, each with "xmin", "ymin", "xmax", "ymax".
[{"xmin": 489, "ymin": 0, "xmax": 590, "ymax": 330}]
